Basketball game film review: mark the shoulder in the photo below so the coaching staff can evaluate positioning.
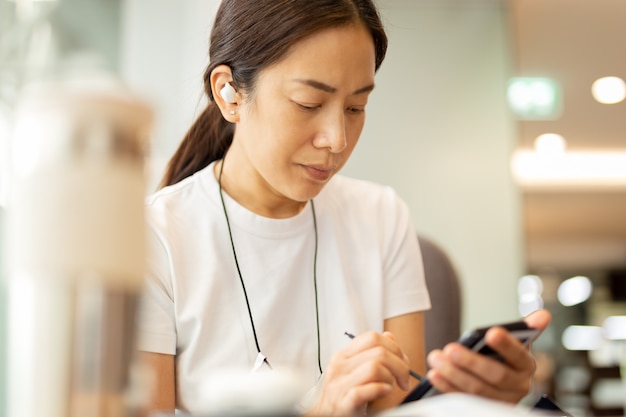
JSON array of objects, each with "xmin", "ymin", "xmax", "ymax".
[
  {"xmin": 146, "ymin": 165, "xmax": 213, "ymax": 213},
  {"xmin": 146, "ymin": 175, "xmax": 199, "ymax": 210},
  {"xmin": 144, "ymin": 165, "xmax": 217, "ymax": 236}
]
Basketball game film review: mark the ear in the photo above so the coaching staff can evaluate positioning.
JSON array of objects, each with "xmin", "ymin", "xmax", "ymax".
[{"xmin": 210, "ymin": 64, "xmax": 240, "ymax": 122}]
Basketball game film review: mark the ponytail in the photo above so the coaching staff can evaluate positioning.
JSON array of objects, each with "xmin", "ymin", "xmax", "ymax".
[{"xmin": 159, "ymin": 102, "xmax": 234, "ymax": 188}]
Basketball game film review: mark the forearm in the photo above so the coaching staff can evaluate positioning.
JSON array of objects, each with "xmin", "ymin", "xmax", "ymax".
[{"xmin": 136, "ymin": 351, "xmax": 176, "ymax": 417}]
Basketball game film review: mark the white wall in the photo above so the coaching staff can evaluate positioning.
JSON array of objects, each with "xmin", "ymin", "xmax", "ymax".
[
  {"xmin": 120, "ymin": 0, "xmax": 524, "ymax": 329},
  {"xmin": 120, "ymin": 0, "xmax": 220, "ymax": 192},
  {"xmin": 343, "ymin": 0, "xmax": 523, "ymax": 328}
]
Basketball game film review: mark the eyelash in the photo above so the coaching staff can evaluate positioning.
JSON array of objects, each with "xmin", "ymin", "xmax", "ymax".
[
  {"xmin": 348, "ymin": 106, "xmax": 365, "ymax": 114},
  {"xmin": 296, "ymin": 103, "xmax": 321, "ymax": 111},
  {"xmin": 295, "ymin": 102, "xmax": 365, "ymax": 114}
]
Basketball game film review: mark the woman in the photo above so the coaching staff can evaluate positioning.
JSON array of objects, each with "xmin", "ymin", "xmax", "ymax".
[{"xmin": 137, "ymin": 0, "xmax": 550, "ymax": 415}]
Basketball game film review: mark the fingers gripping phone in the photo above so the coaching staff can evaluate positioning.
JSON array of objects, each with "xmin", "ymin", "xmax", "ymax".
[{"xmin": 401, "ymin": 320, "xmax": 540, "ymax": 404}]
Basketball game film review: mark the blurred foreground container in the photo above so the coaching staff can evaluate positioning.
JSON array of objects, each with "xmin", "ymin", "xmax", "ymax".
[
  {"xmin": 6, "ymin": 75, "xmax": 152, "ymax": 417},
  {"xmin": 0, "ymin": 206, "xmax": 7, "ymax": 417}
]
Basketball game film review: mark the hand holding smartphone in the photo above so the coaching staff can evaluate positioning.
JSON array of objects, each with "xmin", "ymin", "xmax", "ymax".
[{"xmin": 401, "ymin": 320, "xmax": 540, "ymax": 404}]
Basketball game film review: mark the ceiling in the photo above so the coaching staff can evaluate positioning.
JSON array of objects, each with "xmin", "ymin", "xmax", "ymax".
[
  {"xmin": 510, "ymin": 0, "xmax": 626, "ymax": 151},
  {"xmin": 508, "ymin": 0, "xmax": 626, "ymax": 271}
]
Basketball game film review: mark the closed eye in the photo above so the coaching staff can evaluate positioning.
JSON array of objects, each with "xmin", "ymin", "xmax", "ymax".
[
  {"xmin": 347, "ymin": 106, "xmax": 365, "ymax": 114},
  {"xmin": 294, "ymin": 101, "xmax": 321, "ymax": 111}
]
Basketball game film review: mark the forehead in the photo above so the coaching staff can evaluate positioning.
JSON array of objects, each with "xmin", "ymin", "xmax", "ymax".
[{"xmin": 258, "ymin": 24, "xmax": 377, "ymax": 90}]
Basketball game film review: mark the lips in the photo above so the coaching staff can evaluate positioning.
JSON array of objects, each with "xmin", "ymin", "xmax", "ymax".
[{"xmin": 302, "ymin": 164, "xmax": 336, "ymax": 182}]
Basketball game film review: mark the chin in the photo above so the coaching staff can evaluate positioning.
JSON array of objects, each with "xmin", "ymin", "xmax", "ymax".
[{"xmin": 287, "ymin": 184, "xmax": 325, "ymax": 203}]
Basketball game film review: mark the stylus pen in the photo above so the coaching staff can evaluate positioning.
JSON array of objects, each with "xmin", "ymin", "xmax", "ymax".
[{"xmin": 344, "ymin": 331, "xmax": 424, "ymax": 382}]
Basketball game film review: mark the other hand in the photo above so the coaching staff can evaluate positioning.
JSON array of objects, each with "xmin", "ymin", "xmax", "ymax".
[{"xmin": 425, "ymin": 309, "xmax": 551, "ymax": 403}]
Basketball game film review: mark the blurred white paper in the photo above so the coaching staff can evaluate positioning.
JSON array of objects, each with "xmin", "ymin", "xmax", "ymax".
[{"xmin": 380, "ymin": 393, "xmax": 543, "ymax": 417}]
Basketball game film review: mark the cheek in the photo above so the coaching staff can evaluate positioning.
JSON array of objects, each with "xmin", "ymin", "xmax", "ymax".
[
  {"xmin": 346, "ymin": 117, "xmax": 366, "ymax": 146},
  {"xmin": 241, "ymin": 110, "xmax": 292, "ymax": 150},
  {"xmin": 274, "ymin": 124, "xmax": 314, "ymax": 151},
  {"xmin": 256, "ymin": 101, "xmax": 311, "ymax": 143}
]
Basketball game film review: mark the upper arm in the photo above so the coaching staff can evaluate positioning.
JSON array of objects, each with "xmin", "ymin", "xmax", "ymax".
[
  {"xmin": 368, "ymin": 311, "xmax": 426, "ymax": 412},
  {"xmin": 137, "ymin": 351, "xmax": 176, "ymax": 417}
]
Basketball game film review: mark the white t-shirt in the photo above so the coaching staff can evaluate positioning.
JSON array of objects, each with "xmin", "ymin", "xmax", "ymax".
[{"xmin": 138, "ymin": 162, "xmax": 431, "ymax": 414}]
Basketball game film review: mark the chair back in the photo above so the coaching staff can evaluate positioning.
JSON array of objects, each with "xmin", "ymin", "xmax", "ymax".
[{"xmin": 418, "ymin": 234, "xmax": 462, "ymax": 356}]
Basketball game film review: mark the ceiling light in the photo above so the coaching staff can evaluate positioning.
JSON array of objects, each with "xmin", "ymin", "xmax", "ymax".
[
  {"xmin": 562, "ymin": 325, "xmax": 603, "ymax": 351},
  {"xmin": 518, "ymin": 296, "xmax": 543, "ymax": 317},
  {"xmin": 558, "ymin": 276, "xmax": 592, "ymax": 307},
  {"xmin": 517, "ymin": 275, "xmax": 544, "ymax": 316},
  {"xmin": 591, "ymin": 76, "xmax": 626, "ymax": 104},
  {"xmin": 534, "ymin": 133, "xmax": 566, "ymax": 156},
  {"xmin": 518, "ymin": 275, "xmax": 543, "ymax": 296},
  {"xmin": 602, "ymin": 316, "xmax": 626, "ymax": 340},
  {"xmin": 511, "ymin": 150, "xmax": 626, "ymax": 188}
]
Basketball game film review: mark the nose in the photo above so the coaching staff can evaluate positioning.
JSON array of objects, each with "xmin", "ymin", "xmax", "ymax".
[{"xmin": 313, "ymin": 110, "xmax": 347, "ymax": 153}]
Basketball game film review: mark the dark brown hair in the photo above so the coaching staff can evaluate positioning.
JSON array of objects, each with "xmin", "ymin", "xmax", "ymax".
[{"xmin": 160, "ymin": 0, "xmax": 388, "ymax": 187}]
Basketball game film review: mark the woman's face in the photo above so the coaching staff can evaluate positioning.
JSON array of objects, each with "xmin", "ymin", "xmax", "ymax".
[{"xmin": 229, "ymin": 23, "xmax": 376, "ymax": 214}]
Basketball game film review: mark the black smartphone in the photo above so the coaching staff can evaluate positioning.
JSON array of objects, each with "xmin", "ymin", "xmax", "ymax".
[{"xmin": 401, "ymin": 320, "xmax": 540, "ymax": 404}]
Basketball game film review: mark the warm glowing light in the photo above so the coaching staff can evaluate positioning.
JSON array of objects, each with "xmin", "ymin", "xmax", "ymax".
[
  {"xmin": 603, "ymin": 316, "xmax": 626, "ymax": 340},
  {"xmin": 562, "ymin": 325, "xmax": 603, "ymax": 351},
  {"xmin": 591, "ymin": 76, "xmax": 626, "ymax": 104},
  {"xmin": 511, "ymin": 150, "xmax": 626, "ymax": 188},
  {"xmin": 534, "ymin": 133, "xmax": 566, "ymax": 156},
  {"xmin": 558, "ymin": 276, "xmax": 592, "ymax": 307}
]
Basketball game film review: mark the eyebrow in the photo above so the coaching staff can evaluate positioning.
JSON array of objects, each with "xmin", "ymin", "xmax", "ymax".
[{"xmin": 293, "ymin": 79, "xmax": 375, "ymax": 95}]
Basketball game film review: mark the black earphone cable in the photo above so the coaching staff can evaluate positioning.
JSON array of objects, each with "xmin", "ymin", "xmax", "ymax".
[
  {"xmin": 217, "ymin": 158, "xmax": 322, "ymax": 374},
  {"xmin": 218, "ymin": 159, "xmax": 266, "ymax": 365},
  {"xmin": 311, "ymin": 199, "xmax": 322, "ymax": 375}
]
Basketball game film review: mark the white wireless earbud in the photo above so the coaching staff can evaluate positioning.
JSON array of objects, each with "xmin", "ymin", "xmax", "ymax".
[{"xmin": 220, "ymin": 82, "xmax": 237, "ymax": 104}]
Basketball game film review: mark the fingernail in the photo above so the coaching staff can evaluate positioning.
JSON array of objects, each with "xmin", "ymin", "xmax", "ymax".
[
  {"xmin": 428, "ymin": 351, "xmax": 443, "ymax": 368},
  {"xmin": 448, "ymin": 347, "xmax": 462, "ymax": 362}
]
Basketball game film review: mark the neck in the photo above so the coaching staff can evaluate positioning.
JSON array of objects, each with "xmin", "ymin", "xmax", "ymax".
[{"xmin": 214, "ymin": 158, "xmax": 307, "ymax": 219}]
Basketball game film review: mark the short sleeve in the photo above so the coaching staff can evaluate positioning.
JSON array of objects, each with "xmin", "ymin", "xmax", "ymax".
[
  {"xmin": 136, "ymin": 224, "xmax": 177, "ymax": 354},
  {"xmin": 382, "ymin": 191, "xmax": 431, "ymax": 319}
]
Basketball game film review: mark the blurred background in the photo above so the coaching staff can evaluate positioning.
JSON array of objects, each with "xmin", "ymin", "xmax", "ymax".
[{"xmin": 1, "ymin": 0, "xmax": 625, "ymax": 416}]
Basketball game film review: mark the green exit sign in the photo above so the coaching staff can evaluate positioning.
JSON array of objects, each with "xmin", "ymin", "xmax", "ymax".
[{"xmin": 507, "ymin": 77, "xmax": 562, "ymax": 120}]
